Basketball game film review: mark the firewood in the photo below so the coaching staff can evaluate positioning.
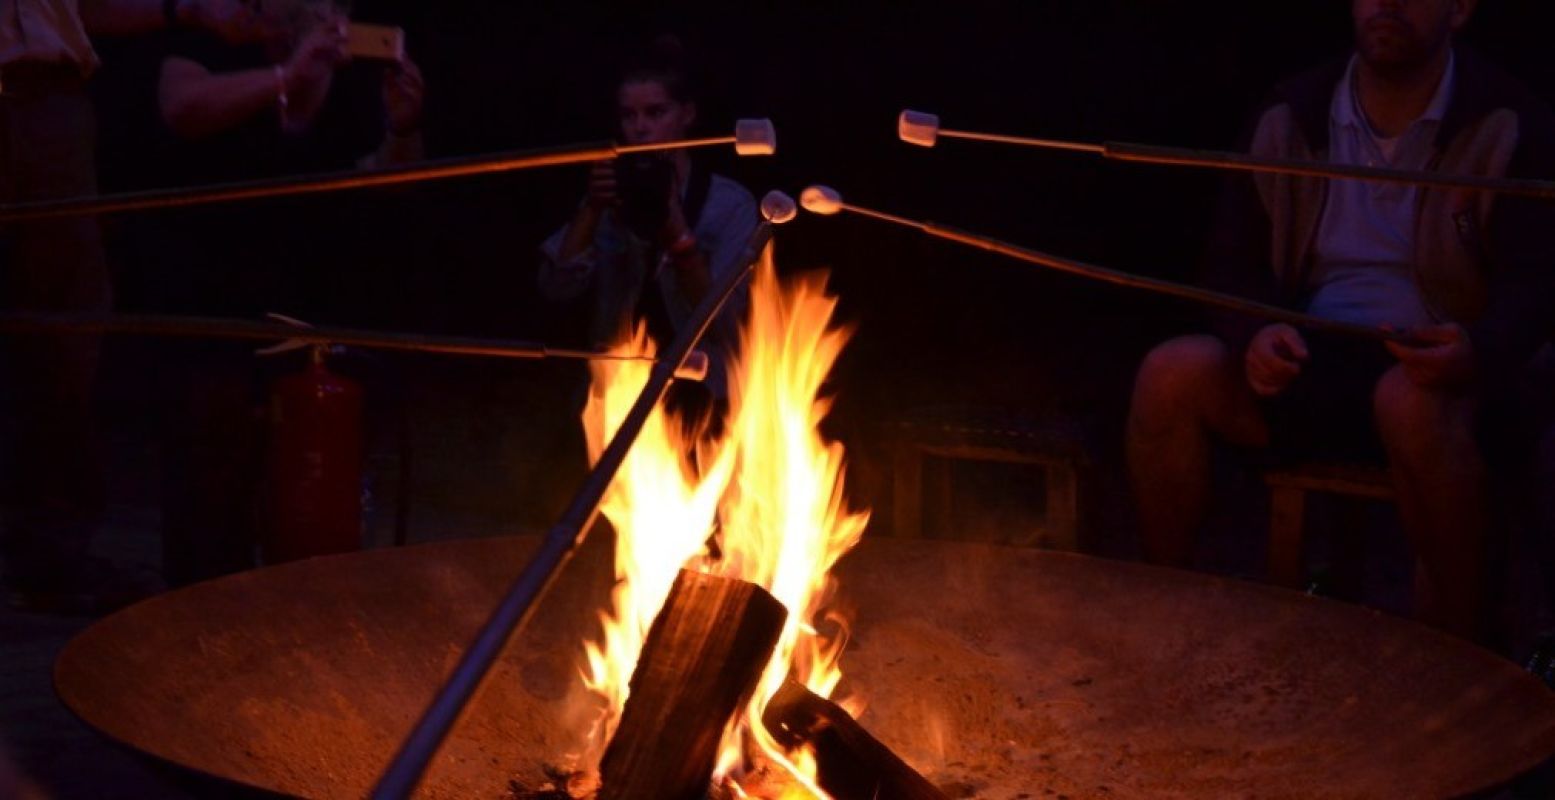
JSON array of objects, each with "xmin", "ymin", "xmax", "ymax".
[
  {"xmin": 598, "ymin": 569, "xmax": 787, "ymax": 800},
  {"xmin": 762, "ymin": 677, "xmax": 948, "ymax": 800}
]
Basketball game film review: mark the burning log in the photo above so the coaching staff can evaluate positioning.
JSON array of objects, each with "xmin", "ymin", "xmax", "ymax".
[
  {"xmin": 763, "ymin": 678, "xmax": 948, "ymax": 800},
  {"xmin": 598, "ymin": 569, "xmax": 787, "ymax": 800}
]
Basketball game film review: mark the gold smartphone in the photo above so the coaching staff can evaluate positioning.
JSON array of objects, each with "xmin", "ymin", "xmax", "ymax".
[{"xmin": 346, "ymin": 23, "xmax": 404, "ymax": 61}]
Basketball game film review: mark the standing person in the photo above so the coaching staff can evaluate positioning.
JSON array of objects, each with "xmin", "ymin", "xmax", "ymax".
[
  {"xmin": 539, "ymin": 37, "xmax": 758, "ymax": 412},
  {"xmin": 0, "ymin": 0, "xmax": 262, "ymax": 612},
  {"xmin": 142, "ymin": 0, "xmax": 424, "ymax": 586},
  {"xmin": 1125, "ymin": 0, "xmax": 1555, "ymax": 639}
]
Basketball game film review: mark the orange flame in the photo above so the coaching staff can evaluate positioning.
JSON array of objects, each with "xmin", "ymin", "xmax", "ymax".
[{"xmin": 578, "ymin": 245, "xmax": 868, "ymax": 795}]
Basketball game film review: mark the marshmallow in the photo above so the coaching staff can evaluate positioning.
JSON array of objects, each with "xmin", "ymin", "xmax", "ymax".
[
  {"xmin": 734, "ymin": 119, "xmax": 777, "ymax": 156},
  {"xmin": 799, "ymin": 185, "xmax": 843, "ymax": 216},
  {"xmin": 898, "ymin": 109, "xmax": 940, "ymax": 147},
  {"xmin": 760, "ymin": 190, "xmax": 797, "ymax": 224},
  {"xmin": 674, "ymin": 350, "xmax": 710, "ymax": 382}
]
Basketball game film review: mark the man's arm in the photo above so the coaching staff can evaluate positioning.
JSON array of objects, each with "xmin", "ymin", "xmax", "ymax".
[
  {"xmin": 158, "ymin": 56, "xmax": 278, "ymax": 139},
  {"xmin": 160, "ymin": 22, "xmax": 345, "ymax": 140},
  {"xmin": 1201, "ymin": 166, "xmax": 1280, "ymax": 355},
  {"xmin": 1469, "ymin": 107, "xmax": 1555, "ymax": 390},
  {"xmin": 79, "ymin": 0, "xmax": 177, "ymax": 36},
  {"xmin": 80, "ymin": 0, "xmax": 259, "ymax": 42}
]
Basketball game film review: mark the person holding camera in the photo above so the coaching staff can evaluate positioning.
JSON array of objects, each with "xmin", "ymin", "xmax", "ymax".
[
  {"xmin": 538, "ymin": 39, "xmax": 758, "ymax": 403},
  {"xmin": 157, "ymin": 0, "xmax": 423, "ymax": 175}
]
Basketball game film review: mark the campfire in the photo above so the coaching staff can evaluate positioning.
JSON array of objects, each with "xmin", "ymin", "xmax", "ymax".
[
  {"xmin": 42, "ymin": 192, "xmax": 1555, "ymax": 800},
  {"xmin": 546, "ymin": 248, "xmax": 925, "ymax": 798}
]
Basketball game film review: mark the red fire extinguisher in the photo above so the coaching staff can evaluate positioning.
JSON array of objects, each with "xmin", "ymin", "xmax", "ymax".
[{"xmin": 262, "ymin": 345, "xmax": 364, "ymax": 564}]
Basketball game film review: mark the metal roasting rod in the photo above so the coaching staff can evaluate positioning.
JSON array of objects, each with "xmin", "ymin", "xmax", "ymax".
[
  {"xmin": 0, "ymin": 310, "xmax": 660, "ymax": 364},
  {"xmin": 0, "ymin": 136, "xmax": 732, "ymax": 223},
  {"xmin": 370, "ymin": 221, "xmax": 776, "ymax": 800},
  {"xmin": 934, "ymin": 128, "xmax": 1555, "ymax": 200},
  {"xmin": 919, "ymin": 219, "xmax": 1419, "ymax": 344},
  {"xmin": 827, "ymin": 194, "xmax": 1420, "ymax": 346}
]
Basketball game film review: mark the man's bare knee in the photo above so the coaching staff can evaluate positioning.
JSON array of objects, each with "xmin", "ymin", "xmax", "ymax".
[
  {"xmin": 1132, "ymin": 335, "xmax": 1231, "ymax": 418},
  {"xmin": 1132, "ymin": 335, "xmax": 1266, "ymax": 445}
]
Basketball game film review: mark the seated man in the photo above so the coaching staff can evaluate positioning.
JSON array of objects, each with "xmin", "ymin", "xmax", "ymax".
[{"xmin": 1126, "ymin": 0, "xmax": 1555, "ymax": 639}]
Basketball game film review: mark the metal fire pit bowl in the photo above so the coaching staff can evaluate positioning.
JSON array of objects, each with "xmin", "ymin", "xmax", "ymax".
[{"xmin": 55, "ymin": 535, "xmax": 1555, "ymax": 798}]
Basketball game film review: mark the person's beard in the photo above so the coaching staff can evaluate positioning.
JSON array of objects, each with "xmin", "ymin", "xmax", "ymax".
[{"xmin": 1355, "ymin": 9, "xmax": 1452, "ymax": 80}]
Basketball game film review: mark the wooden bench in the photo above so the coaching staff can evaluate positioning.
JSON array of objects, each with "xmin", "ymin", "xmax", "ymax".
[
  {"xmin": 889, "ymin": 408, "xmax": 1091, "ymax": 551},
  {"xmin": 1263, "ymin": 462, "xmax": 1396, "ymax": 589}
]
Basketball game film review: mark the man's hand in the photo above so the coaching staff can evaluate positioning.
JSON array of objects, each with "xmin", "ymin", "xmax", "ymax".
[
  {"xmin": 1245, "ymin": 323, "xmax": 1309, "ymax": 397},
  {"xmin": 382, "ymin": 57, "xmax": 424, "ymax": 135},
  {"xmin": 1386, "ymin": 322, "xmax": 1475, "ymax": 388},
  {"xmin": 180, "ymin": 0, "xmax": 269, "ymax": 45},
  {"xmin": 273, "ymin": 17, "xmax": 347, "ymax": 132},
  {"xmin": 282, "ymin": 18, "xmax": 348, "ymax": 92}
]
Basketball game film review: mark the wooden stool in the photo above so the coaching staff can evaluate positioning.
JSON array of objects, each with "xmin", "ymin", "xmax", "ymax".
[
  {"xmin": 890, "ymin": 408, "xmax": 1090, "ymax": 551},
  {"xmin": 1263, "ymin": 462, "xmax": 1395, "ymax": 589}
]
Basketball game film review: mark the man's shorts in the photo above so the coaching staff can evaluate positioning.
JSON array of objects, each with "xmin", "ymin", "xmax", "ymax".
[{"xmin": 1258, "ymin": 332, "xmax": 1397, "ymax": 465}]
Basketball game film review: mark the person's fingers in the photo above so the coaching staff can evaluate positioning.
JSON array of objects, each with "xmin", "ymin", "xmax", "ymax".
[
  {"xmin": 1274, "ymin": 326, "xmax": 1309, "ymax": 361},
  {"xmin": 1246, "ymin": 357, "xmax": 1279, "ymax": 391},
  {"xmin": 1387, "ymin": 338, "xmax": 1452, "ymax": 366},
  {"xmin": 1249, "ymin": 343, "xmax": 1298, "ymax": 375},
  {"xmin": 1247, "ymin": 349, "xmax": 1301, "ymax": 396},
  {"xmin": 1258, "ymin": 353, "xmax": 1300, "ymax": 384}
]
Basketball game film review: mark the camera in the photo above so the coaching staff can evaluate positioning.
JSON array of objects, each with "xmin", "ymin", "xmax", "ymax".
[{"xmin": 615, "ymin": 153, "xmax": 675, "ymax": 241}]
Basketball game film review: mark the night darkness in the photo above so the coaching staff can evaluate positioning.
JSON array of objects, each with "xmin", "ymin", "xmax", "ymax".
[
  {"xmin": 80, "ymin": 0, "xmax": 1555, "ymax": 536},
  {"xmin": 11, "ymin": 2, "xmax": 1555, "ymax": 797}
]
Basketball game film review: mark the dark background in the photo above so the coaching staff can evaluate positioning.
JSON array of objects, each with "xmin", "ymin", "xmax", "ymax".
[
  {"xmin": 10, "ymin": 9, "xmax": 1552, "ymax": 797},
  {"xmin": 85, "ymin": 0, "xmax": 1555, "ymax": 536}
]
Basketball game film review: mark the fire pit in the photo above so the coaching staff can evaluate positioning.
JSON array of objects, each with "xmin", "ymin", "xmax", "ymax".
[
  {"xmin": 54, "ymin": 253, "xmax": 1555, "ymax": 797},
  {"xmin": 55, "ymin": 532, "xmax": 1555, "ymax": 798}
]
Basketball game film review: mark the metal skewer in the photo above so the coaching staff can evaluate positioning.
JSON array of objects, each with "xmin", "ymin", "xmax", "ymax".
[
  {"xmin": 0, "ymin": 119, "xmax": 777, "ymax": 223},
  {"xmin": 799, "ymin": 184, "xmax": 1423, "ymax": 346},
  {"xmin": 898, "ymin": 109, "xmax": 1555, "ymax": 200},
  {"xmin": 0, "ymin": 310, "xmax": 723, "ymax": 378}
]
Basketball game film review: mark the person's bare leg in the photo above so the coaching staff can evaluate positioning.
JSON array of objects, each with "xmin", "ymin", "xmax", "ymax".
[
  {"xmin": 1373, "ymin": 366, "xmax": 1488, "ymax": 639},
  {"xmin": 1127, "ymin": 335, "xmax": 1271, "ymax": 566}
]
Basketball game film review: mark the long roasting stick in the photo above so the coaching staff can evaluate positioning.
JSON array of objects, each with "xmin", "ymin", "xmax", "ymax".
[
  {"xmin": 798, "ymin": 185, "xmax": 1422, "ymax": 346},
  {"xmin": 0, "ymin": 119, "xmax": 777, "ymax": 223},
  {"xmin": 898, "ymin": 109, "xmax": 1555, "ymax": 200},
  {"xmin": 370, "ymin": 190, "xmax": 797, "ymax": 800},
  {"xmin": 0, "ymin": 310, "xmax": 720, "ymax": 376}
]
